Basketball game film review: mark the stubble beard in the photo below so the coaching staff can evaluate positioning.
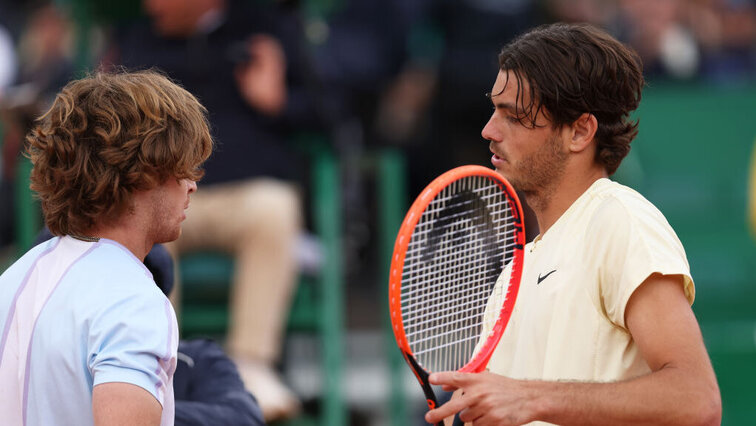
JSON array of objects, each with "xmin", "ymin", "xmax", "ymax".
[
  {"xmin": 147, "ymin": 190, "xmax": 184, "ymax": 245},
  {"xmin": 156, "ymin": 208, "xmax": 183, "ymax": 244},
  {"xmin": 509, "ymin": 132, "xmax": 568, "ymax": 211}
]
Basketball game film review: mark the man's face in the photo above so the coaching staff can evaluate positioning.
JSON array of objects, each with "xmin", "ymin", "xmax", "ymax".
[
  {"xmin": 146, "ymin": 177, "xmax": 197, "ymax": 244},
  {"xmin": 482, "ymin": 70, "xmax": 568, "ymax": 195}
]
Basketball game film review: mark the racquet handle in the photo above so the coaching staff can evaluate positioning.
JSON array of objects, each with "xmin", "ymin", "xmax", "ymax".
[{"xmin": 402, "ymin": 351, "xmax": 443, "ymax": 426}]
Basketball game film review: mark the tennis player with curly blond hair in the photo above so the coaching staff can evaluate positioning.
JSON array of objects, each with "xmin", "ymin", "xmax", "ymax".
[{"xmin": 0, "ymin": 70, "xmax": 212, "ymax": 426}]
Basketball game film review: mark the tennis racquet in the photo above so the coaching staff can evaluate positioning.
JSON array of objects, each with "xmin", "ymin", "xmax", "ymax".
[{"xmin": 388, "ymin": 165, "xmax": 525, "ymax": 425}]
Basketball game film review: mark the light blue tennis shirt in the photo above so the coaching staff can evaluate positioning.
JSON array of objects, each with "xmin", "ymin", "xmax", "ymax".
[{"xmin": 0, "ymin": 236, "xmax": 178, "ymax": 426}]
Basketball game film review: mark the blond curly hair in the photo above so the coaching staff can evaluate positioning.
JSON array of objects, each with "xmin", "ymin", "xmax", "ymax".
[{"xmin": 27, "ymin": 69, "xmax": 213, "ymax": 236}]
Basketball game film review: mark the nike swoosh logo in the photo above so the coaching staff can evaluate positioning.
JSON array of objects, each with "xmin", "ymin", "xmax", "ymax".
[{"xmin": 537, "ymin": 269, "xmax": 557, "ymax": 284}]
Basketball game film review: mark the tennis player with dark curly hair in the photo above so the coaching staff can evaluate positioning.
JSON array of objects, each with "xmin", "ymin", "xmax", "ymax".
[
  {"xmin": 426, "ymin": 23, "xmax": 721, "ymax": 426},
  {"xmin": 0, "ymin": 70, "xmax": 212, "ymax": 425}
]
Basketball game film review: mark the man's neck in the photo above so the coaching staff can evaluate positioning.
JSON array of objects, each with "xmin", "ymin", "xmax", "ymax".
[
  {"xmin": 531, "ymin": 166, "xmax": 608, "ymax": 236},
  {"xmin": 85, "ymin": 224, "xmax": 153, "ymax": 261}
]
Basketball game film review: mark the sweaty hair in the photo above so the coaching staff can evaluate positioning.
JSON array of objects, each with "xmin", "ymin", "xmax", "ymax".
[
  {"xmin": 497, "ymin": 23, "xmax": 644, "ymax": 175},
  {"xmin": 27, "ymin": 69, "xmax": 213, "ymax": 236}
]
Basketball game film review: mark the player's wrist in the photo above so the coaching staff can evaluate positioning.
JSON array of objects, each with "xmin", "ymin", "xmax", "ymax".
[{"xmin": 521, "ymin": 379, "xmax": 555, "ymax": 422}]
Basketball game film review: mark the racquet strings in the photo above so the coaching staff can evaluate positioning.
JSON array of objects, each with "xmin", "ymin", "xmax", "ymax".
[{"xmin": 400, "ymin": 174, "xmax": 518, "ymax": 373}]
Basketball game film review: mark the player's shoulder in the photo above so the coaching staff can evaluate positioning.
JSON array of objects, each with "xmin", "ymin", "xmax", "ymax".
[
  {"xmin": 80, "ymin": 240, "xmax": 154, "ymax": 283},
  {"xmin": 583, "ymin": 179, "xmax": 680, "ymax": 249},
  {"xmin": 0, "ymin": 238, "xmax": 60, "ymax": 283},
  {"xmin": 588, "ymin": 178, "xmax": 649, "ymax": 204},
  {"xmin": 587, "ymin": 179, "xmax": 667, "ymax": 223},
  {"xmin": 68, "ymin": 240, "xmax": 161, "ymax": 306}
]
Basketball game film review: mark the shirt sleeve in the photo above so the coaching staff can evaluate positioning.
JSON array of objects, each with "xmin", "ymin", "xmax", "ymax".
[
  {"xmin": 87, "ymin": 287, "xmax": 178, "ymax": 406},
  {"xmin": 588, "ymin": 195, "xmax": 694, "ymax": 330}
]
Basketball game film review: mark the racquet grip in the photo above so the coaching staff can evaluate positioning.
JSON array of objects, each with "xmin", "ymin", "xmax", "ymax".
[{"xmin": 401, "ymin": 351, "xmax": 443, "ymax": 426}]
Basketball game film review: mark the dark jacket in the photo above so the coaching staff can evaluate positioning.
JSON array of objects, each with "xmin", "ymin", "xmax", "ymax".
[{"xmin": 175, "ymin": 339, "xmax": 265, "ymax": 426}]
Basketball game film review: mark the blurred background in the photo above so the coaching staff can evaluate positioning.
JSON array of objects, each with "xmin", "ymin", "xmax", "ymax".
[{"xmin": 0, "ymin": 0, "xmax": 754, "ymax": 425}]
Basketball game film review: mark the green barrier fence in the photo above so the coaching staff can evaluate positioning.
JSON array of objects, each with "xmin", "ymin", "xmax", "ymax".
[{"xmin": 617, "ymin": 83, "xmax": 756, "ymax": 425}]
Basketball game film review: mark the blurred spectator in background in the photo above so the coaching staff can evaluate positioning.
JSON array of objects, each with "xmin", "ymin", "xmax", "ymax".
[
  {"xmin": 616, "ymin": 0, "xmax": 702, "ymax": 79},
  {"xmin": 545, "ymin": 0, "xmax": 756, "ymax": 83},
  {"xmin": 305, "ymin": 0, "xmax": 543, "ymax": 274},
  {"xmin": 0, "ymin": 21, "xmax": 15, "ymax": 94},
  {"xmin": 309, "ymin": 0, "xmax": 411, "ymax": 131},
  {"xmin": 369, "ymin": 0, "xmax": 540, "ymax": 195},
  {"xmin": 103, "ymin": 0, "xmax": 318, "ymax": 420},
  {"xmin": 14, "ymin": 3, "xmax": 76, "ymax": 100},
  {"xmin": 302, "ymin": 0, "xmax": 419, "ymax": 288},
  {"xmin": 685, "ymin": 0, "xmax": 756, "ymax": 85},
  {"xmin": 0, "ymin": 2, "xmax": 76, "ymax": 253},
  {"xmin": 544, "ymin": 0, "xmax": 701, "ymax": 79},
  {"xmin": 0, "ymin": 13, "xmax": 18, "ymax": 252}
]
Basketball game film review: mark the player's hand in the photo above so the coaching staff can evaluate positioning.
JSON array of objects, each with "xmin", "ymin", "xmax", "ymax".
[
  {"xmin": 234, "ymin": 34, "xmax": 286, "ymax": 117},
  {"xmin": 425, "ymin": 371, "xmax": 539, "ymax": 426}
]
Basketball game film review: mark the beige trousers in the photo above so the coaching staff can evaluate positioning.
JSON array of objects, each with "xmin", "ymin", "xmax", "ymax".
[{"xmin": 167, "ymin": 179, "xmax": 301, "ymax": 363}]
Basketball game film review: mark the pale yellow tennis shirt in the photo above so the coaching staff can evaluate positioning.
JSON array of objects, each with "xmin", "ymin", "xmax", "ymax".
[{"xmin": 478, "ymin": 178, "xmax": 694, "ymax": 424}]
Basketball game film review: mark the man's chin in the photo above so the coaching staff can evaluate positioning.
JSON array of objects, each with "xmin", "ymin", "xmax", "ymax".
[
  {"xmin": 155, "ymin": 228, "xmax": 182, "ymax": 245},
  {"xmin": 495, "ymin": 169, "xmax": 519, "ymax": 188}
]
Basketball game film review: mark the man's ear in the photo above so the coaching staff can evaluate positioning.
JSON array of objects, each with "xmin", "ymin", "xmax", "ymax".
[{"xmin": 568, "ymin": 113, "xmax": 598, "ymax": 153}]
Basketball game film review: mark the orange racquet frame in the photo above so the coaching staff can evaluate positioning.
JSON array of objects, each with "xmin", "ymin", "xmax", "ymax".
[{"xmin": 388, "ymin": 165, "xmax": 525, "ymax": 418}]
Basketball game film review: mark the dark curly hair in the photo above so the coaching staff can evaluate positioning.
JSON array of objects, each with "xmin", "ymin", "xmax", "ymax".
[
  {"xmin": 497, "ymin": 23, "xmax": 644, "ymax": 175},
  {"xmin": 27, "ymin": 69, "xmax": 214, "ymax": 236}
]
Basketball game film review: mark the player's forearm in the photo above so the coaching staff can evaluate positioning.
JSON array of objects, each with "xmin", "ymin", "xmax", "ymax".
[{"xmin": 531, "ymin": 366, "xmax": 721, "ymax": 426}]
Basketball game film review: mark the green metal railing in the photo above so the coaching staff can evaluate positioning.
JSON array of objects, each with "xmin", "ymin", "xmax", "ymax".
[
  {"xmin": 14, "ymin": 156, "xmax": 40, "ymax": 255},
  {"xmin": 311, "ymin": 142, "xmax": 346, "ymax": 426},
  {"xmin": 377, "ymin": 148, "xmax": 409, "ymax": 426}
]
